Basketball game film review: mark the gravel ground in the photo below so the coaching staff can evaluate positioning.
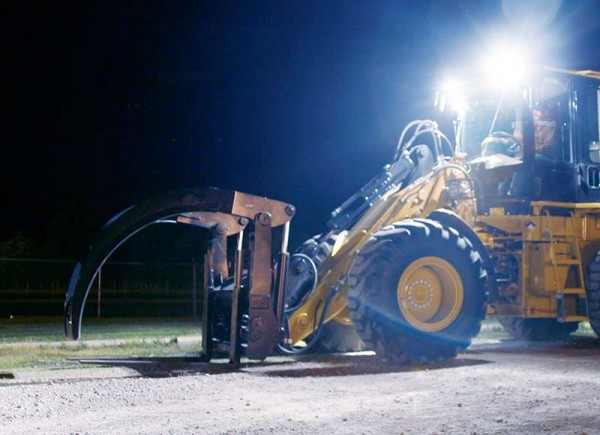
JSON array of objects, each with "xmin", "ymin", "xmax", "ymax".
[{"xmin": 2, "ymin": 337, "xmax": 600, "ymax": 434}]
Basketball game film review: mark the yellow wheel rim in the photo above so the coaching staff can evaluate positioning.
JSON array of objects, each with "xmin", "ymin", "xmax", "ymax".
[{"xmin": 397, "ymin": 256, "xmax": 463, "ymax": 332}]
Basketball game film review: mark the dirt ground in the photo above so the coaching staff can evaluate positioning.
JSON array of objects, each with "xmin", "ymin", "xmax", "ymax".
[{"xmin": 1, "ymin": 336, "xmax": 600, "ymax": 435}]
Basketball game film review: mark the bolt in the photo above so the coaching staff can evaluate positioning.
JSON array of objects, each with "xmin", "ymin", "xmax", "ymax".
[
  {"xmin": 298, "ymin": 313, "xmax": 309, "ymax": 328},
  {"xmin": 215, "ymin": 222, "xmax": 228, "ymax": 235},
  {"xmin": 285, "ymin": 205, "xmax": 295, "ymax": 217},
  {"xmin": 238, "ymin": 217, "xmax": 249, "ymax": 227},
  {"xmin": 257, "ymin": 212, "xmax": 272, "ymax": 226}
]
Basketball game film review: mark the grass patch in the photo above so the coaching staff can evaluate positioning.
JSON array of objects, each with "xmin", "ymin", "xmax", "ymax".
[
  {"xmin": 574, "ymin": 321, "xmax": 597, "ymax": 337},
  {"xmin": 0, "ymin": 316, "xmax": 202, "ymax": 371},
  {"xmin": 0, "ymin": 316, "xmax": 201, "ymax": 343},
  {"xmin": 477, "ymin": 318, "xmax": 511, "ymax": 340},
  {"xmin": 0, "ymin": 341, "xmax": 199, "ymax": 371},
  {"xmin": 478, "ymin": 317, "xmax": 597, "ymax": 339}
]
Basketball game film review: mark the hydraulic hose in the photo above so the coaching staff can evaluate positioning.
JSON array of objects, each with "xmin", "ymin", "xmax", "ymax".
[
  {"xmin": 277, "ymin": 286, "xmax": 339, "ymax": 355},
  {"xmin": 393, "ymin": 120, "xmax": 455, "ymax": 163}
]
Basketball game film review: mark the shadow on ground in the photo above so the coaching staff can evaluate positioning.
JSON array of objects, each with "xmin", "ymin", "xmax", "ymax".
[
  {"xmin": 75, "ymin": 352, "xmax": 491, "ymax": 378},
  {"xmin": 72, "ymin": 335, "xmax": 600, "ymax": 378}
]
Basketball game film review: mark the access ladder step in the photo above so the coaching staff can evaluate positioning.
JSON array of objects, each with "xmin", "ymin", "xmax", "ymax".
[
  {"xmin": 551, "ymin": 233, "xmax": 577, "ymax": 239},
  {"xmin": 557, "ymin": 293, "xmax": 588, "ymax": 320},
  {"xmin": 560, "ymin": 315, "xmax": 588, "ymax": 322},
  {"xmin": 559, "ymin": 288, "xmax": 587, "ymax": 295},
  {"xmin": 547, "ymin": 259, "xmax": 581, "ymax": 265}
]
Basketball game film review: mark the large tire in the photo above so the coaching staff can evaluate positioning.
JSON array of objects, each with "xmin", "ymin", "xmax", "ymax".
[
  {"xmin": 498, "ymin": 317, "xmax": 578, "ymax": 341},
  {"xmin": 297, "ymin": 234, "xmax": 366, "ymax": 353},
  {"xmin": 585, "ymin": 251, "xmax": 600, "ymax": 337},
  {"xmin": 347, "ymin": 219, "xmax": 487, "ymax": 365}
]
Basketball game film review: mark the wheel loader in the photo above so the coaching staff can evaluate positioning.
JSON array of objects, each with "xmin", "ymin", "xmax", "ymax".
[{"xmin": 64, "ymin": 65, "xmax": 600, "ymax": 366}]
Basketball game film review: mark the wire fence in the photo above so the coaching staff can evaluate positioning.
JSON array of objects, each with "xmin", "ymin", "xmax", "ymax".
[{"xmin": 0, "ymin": 258, "xmax": 202, "ymax": 318}]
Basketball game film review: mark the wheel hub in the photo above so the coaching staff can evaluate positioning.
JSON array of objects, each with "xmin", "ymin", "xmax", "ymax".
[
  {"xmin": 406, "ymin": 276, "xmax": 435, "ymax": 307},
  {"xmin": 397, "ymin": 256, "xmax": 463, "ymax": 332}
]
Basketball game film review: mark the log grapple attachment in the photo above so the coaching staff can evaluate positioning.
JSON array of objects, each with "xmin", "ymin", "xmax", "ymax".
[{"xmin": 64, "ymin": 187, "xmax": 295, "ymax": 364}]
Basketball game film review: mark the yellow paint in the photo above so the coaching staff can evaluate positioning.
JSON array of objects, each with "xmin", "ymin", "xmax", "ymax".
[
  {"xmin": 287, "ymin": 168, "xmax": 600, "ymax": 341},
  {"xmin": 477, "ymin": 206, "xmax": 600, "ymax": 321},
  {"xmin": 396, "ymin": 256, "xmax": 464, "ymax": 332},
  {"xmin": 287, "ymin": 164, "xmax": 477, "ymax": 343}
]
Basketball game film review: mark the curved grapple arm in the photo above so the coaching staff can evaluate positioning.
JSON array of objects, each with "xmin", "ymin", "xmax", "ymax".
[{"xmin": 64, "ymin": 187, "xmax": 295, "ymax": 360}]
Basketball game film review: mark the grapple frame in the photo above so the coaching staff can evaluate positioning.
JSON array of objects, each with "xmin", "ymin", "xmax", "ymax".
[{"xmin": 64, "ymin": 187, "xmax": 295, "ymax": 364}]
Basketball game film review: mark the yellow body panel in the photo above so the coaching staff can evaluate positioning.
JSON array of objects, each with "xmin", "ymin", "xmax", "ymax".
[
  {"xmin": 287, "ymin": 163, "xmax": 476, "ymax": 343},
  {"xmin": 477, "ymin": 205, "xmax": 600, "ymax": 321},
  {"xmin": 288, "ymin": 158, "xmax": 600, "ymax": 343}
]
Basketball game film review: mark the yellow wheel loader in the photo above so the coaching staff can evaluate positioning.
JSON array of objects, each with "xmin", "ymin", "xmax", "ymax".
[{"xmin": 64, "ymin": 65, "xmax": 600, "ymax": 367}]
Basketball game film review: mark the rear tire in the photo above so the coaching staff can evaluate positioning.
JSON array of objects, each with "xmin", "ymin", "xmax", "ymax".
[
  {"xmin": 585, "ymin": 251, "xmax": 600, "ymax": 338},
  {"xmin": 347, "ymin": 219, "xmax": 487, "ymax": 365},
  {"xmin": 498, "ymin": 317, "xmax": 578, "ymax": 341}
]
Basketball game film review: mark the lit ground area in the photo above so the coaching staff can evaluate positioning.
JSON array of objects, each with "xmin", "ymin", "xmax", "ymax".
[{"xmin": 1, "ymin": 318, "xmax": 599, "ymax": 434}]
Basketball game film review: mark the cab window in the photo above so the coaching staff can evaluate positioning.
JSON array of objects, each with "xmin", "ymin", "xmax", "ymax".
[
  {"xmin": 585, "ymin": 86, "xmax": 600, "ymax": 163},
  {"xmin": 532, "ymin": 77, "xmax": 570, "ymax": 162}
]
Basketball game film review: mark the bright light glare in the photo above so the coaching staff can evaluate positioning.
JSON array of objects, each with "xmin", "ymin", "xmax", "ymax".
[
  {"xmin": 441, "ymin": 78, "xmax": 467, "ymax": 112},
  {"xmin": 480, "ymin": 46, "xmax": 530, "ymax": 88},
  {"xmin": 501, "ymin": 0, "xmax": 562, "ymax": 34}
]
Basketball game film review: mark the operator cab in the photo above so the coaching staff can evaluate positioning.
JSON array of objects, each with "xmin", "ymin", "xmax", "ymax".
[{"xmin": 453, "ymin": 68, "xmax": 600, "ymax": 214}]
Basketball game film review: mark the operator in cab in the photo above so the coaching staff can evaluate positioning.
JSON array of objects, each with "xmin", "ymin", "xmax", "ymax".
[{"xmin": 533, "ymin": 102, "xmax": 561, "ymax": 161}]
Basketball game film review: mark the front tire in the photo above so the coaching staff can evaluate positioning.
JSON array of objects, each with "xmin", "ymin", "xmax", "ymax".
[{"xmin": 347, "ymin": 219, "xmax": 487, "ymax": 365}]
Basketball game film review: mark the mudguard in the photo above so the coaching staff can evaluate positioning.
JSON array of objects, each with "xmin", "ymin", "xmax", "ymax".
[
  {"xmin": 427, "ymin": 208, "xmax": 497, "ymax": 302},
  {"xmin": 64, "ymin": 187, "xmax": 294, "ymax": 340}
]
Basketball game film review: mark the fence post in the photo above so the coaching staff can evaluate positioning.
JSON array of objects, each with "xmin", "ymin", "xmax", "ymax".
[
  {"xmin": 192, "ymin": 257, "xmax": 197, "ymax": 319},
  {"xmin": 97, "ymin": 267, "xmax": 102, "ymax": 318}
]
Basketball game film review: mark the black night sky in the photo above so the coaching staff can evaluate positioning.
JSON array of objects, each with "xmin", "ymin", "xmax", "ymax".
[{"xmin": 3, "ymin": 0, "xmax": 600, "ymax": 257}]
